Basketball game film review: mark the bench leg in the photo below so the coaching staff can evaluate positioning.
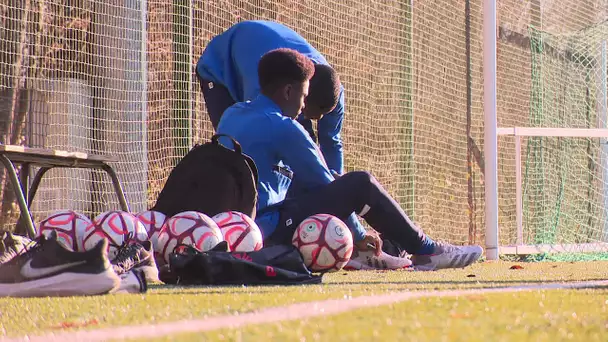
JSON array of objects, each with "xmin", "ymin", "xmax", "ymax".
[
  {"xmin": 16, "ymin": 162, "xmax": 31, "ymax": 236},
  {"xmin": 0, "ymin": 155, "xmax": 37, "ymax": 239},
  {"xmin": 20, "ymin": 162, "xmax": 30, "ymax": 207},
  {"xmin": 28, "ymin": 167, "xmax": 50, "ymax": 205},
  {"xmin": 101, "ymin": 163, "xmax": 130, "ymax": 212}
]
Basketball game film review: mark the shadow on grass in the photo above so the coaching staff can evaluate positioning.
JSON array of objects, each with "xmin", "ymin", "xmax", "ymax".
[
  {"xmin": 148, "ymin": 289, "xmax": 289, "ymax": 295},
  {"xmin": 147, "ymin": 278, "xmax": 608, "ymax": 295},
  {"xmin": 325, "ymin": 278, "xmax": 608, "ymax": 285}
]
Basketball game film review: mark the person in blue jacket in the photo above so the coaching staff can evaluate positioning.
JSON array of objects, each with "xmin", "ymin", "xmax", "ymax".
[
  {"xmin": 217, "ymin": 48, "xmax": 484, "ymax": 271},
  {"xmin": 196, "ymin": 20, "xmax": 344, "ymax": 175}
]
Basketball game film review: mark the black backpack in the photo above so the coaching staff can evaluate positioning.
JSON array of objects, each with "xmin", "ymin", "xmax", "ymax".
[
  {"xmin": 160, "ymin": 242, "xmax": 323, "ymax": 286},
  {"xmin": 151, "ymin": 134, "xmax": 259, "ymax": 219}
]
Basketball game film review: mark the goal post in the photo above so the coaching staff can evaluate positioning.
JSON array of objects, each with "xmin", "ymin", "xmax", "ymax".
[
  {"xmin": 496, "ymin": 127, "xmax": 608, "ymax": 255},
  {"xmin": 598, "ymin": 40, "xmax": 608, "ymax": 240}
]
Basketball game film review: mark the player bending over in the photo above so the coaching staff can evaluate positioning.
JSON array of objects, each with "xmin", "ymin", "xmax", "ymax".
[
  {"xmin": 216, "ymin": 48, "xmax": 483, "ymax": 271},
  {"xmin": 196, "ymin": 20, "xmax": 345, "ymax": 176}
]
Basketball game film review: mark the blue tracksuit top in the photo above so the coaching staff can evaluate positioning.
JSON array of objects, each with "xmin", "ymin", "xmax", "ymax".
[
  {"xmin": 197, "ymin": 20, "xmax": 344, "ymax": 174},
  {"xmin": 216, "ymin": 95, "xmax": 365, "ymax": 241}
]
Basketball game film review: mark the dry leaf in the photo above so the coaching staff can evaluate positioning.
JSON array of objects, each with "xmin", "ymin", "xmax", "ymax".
[{"xmin": 51, "ymin": 319, "xmax": 99, "ymax": 330}]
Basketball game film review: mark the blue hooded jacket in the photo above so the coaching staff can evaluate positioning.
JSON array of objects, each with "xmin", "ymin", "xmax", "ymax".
[{"xmin": 197, "ymin": 20, "xmax": 344, "ymax": 174}]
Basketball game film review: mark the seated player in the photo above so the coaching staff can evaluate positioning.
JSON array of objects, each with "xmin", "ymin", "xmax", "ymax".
[
  {"xmin": 196, "ymin": 20, "xmax": 345, "ymax": 176},
  {"xmin": 216, "ymin": 48, "xmax": 483, "ymax": 270}
]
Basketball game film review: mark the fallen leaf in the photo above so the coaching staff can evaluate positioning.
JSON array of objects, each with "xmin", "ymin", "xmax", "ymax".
[
  {"xmin": 51, "ymin": 319, "xmax": 99, "ymax": 330},
  {"xmin": 466, "ymin": 274, "xmax": 476, "ymax": 277},
  {"xmin": 510, "ymin": 265, "xmax": 524, "ymax": 269},
  {"xmin": 465, "ymin": 295, "xmax": 486, "ymax": 301},
  {"xmin": 450, "ymin": 312, "xmax": 471, "ymax": 319}
]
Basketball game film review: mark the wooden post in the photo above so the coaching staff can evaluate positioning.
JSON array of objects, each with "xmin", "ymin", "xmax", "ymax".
[
  {"xmin": 465, "ymin": 0, "xmax": 477, "ymax": 244},
  {"xmin": 172, "ymin": 0, "xmax": 192, "ymax": 162}
]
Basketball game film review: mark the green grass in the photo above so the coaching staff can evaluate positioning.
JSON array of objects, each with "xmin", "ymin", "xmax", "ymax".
[
  {"xmin": 179, "ymin": 289, "xmax": 608, "ymax": 342},
  {"xmin": 0, "ymin": 261, "xmax": 607, "ymax": 338}
]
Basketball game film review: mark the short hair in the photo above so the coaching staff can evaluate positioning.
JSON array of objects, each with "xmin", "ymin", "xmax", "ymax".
[
  {"xmin": 258, "ymin": 48, "xmax": 315, "ymax": 94},
  {"xmin": 307, "ymin": 64, "xmax": 341, "ymax": 113}
]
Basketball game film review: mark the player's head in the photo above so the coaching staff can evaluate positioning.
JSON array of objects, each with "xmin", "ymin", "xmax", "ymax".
[
  {"xmin": 258, "ymin": 48, "xmax": 315, "ymax": 119},
  {"xmin": 302, "ymin": 64, "xmax": 341, "ymax": 120}
]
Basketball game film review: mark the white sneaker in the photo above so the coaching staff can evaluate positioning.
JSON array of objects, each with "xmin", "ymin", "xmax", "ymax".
[
  {"xmin": 111, "ymin": 269, "xmax": 147, "ymax": 294},
  {"xmin": 412, "ymin": 242, "xmax": 483, "ymax": 271},
  {"xmin": 111, "ymin": 240, "xmax": 159, "ymax": 283},
  {"xmin": 344, "ymin": 249, "xmax": 412, "ymax": 270}
]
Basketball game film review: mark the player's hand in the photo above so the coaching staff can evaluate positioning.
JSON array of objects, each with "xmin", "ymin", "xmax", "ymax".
[{"xmin": 355, "ymin": 231, "xmax": 383, "ymax": 256}]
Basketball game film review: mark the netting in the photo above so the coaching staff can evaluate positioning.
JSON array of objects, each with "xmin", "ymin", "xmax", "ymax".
[
  {"xmin": 497, "ymin": 1, "xmax": 608, "ymax": 254},
  {"xmin": 0, "ymin": 0, "xmax": 147, "ymax": 227},
  {"xmin": 499, "ymin": 132, "xmax": 608, "ymax": 252},
  {"xmin": 0, "ymin": 0, "xmax": 606, "ymax": 256},
  {"xmin": 519, "ymin": 26, "xmax": 608, "ymax": 247},
  {"xmin": 148, "ymin": 0, "xmax": 418, "ymax": 233}
]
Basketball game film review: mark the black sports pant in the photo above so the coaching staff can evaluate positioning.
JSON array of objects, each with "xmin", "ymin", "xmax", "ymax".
[
  {"xmin": 199, "ymin": 76, "xmax": 235, "ymax": 130},
  {"xmin": 265, "ymin": 171, "xmax": 427, "ymax": 254}
]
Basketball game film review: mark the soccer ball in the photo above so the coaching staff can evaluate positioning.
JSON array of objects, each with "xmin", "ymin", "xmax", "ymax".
[
  {"xmin": 135, "ymin": 210, "xmax": 167, "ymax": 247},
  {"xmin": 37, "ymin": 210, "xmax": 93, "ymax": 251},
  {"xmin": 292, "ymin": 214, "xmax": 354, "ymax": 272},
  {"xmin": 212, "ymin": 211, "xmax": 263, "ymax": 252},
  {"xmin": 82, "ymin": 210, "xmax": 148, "ymax": 259},
  {"xmin": 155, "ymin": 211, "xmax": 223, "ymax": 264}
]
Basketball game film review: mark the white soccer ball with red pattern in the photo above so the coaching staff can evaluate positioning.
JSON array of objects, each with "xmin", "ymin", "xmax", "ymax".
[
  {"xmin": 135, "ymin": 210, "xmax": 167, "ymax": 247},
  {"xmin": 155, "ymin": 211, "xmax": 223, "ymax": 264},
  {"xmin": 82, "ymin": 210, "xmax": 148, "ymax": 259},
  {"xmin": 37, "ymin": 210, "xmax": 93, "ymax": 251},
  {"xmin": 292, "ymin": 214, "xmax": 354, "ymax": 272},
  {"xmin": 211, "ymin": 211, "xmax": 263, "ymax": 252}
]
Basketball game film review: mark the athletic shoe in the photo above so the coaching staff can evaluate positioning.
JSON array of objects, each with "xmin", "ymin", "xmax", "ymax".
[
  {"xmin": 111, "ymin": 240, "xmax": 159, "ymax": 283},
  {"xmin": 111, "ymin": 268, "xmax": 148, "ymax": 294},
  {"xmin": 411, "ymin": 242, "xmax": 483, "ymax": 271},
  {"xmin": 0, "ymin": 231, "xmax": 120, "ymax": 297},
  {"xmin": 344, "ymin": 249, "xmax": 413, "ymax": 270},
  {"xmin": 0, "ymin": 231, "xmax": 32, "ymax": 264}
]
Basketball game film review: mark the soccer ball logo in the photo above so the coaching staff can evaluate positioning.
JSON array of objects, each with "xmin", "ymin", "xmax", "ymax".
[{"xmin": 292, "ymin": 214, "xmax": 354, "ymax": 272}]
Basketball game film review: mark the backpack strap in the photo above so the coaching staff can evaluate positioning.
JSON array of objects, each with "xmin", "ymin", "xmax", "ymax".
[
  {"xmin": 212, "ymin": 134, "xmax": 242, "ymax": 154},
  {"xmin": 152, "ymin": 133, "xmax": 259, "ymax": 218},
  {"xmin": 211, "ymin": 133, "xmax": 259, "ymax": 186}
]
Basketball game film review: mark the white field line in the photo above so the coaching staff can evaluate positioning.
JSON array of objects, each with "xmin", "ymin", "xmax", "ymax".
[{"xmin": 3, "ymin": 280, "xmax": 608, "ymax": 342}]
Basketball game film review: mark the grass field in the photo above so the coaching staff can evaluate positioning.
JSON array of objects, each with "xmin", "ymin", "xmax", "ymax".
[
  {"xmin": 1, "ymin": 261, "xmax": 607, "ymax": 341},
  {"xmin": 163, "ymin": 289, "xmax": 608, "ymax": 342}
]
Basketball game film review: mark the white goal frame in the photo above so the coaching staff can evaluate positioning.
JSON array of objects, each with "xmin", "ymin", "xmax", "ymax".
[{"xmin": 496, "ymin": 127, "xmax": 608, "ymax": 255}]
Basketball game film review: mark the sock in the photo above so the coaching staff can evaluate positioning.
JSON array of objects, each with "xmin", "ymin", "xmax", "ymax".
[{"xmin": 416, "ymin": 236, "xmax": 436, "ymax": 255}]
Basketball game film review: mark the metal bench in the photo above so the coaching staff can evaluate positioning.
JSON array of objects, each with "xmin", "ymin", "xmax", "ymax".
[{"xmin": 0, "ymin": 144, "xmax": 130, "ymax": 238}]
